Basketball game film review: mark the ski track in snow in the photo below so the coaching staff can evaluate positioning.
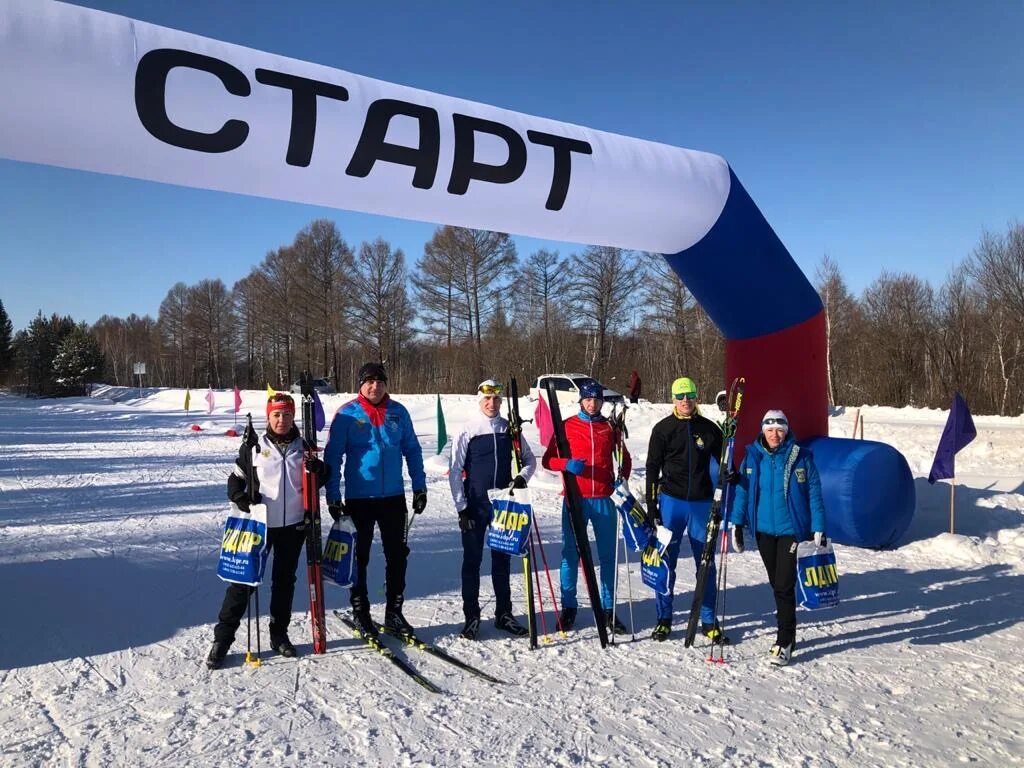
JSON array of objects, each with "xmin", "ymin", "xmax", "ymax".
[{"xmin": 1, "ymin": 389, "xmax": 1023, "ymax": 767}]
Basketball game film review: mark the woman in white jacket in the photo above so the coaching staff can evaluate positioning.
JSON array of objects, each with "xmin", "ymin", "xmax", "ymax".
[{"xmin": 206, "ymin": 392, "xmax": 327, "ymax": 669}]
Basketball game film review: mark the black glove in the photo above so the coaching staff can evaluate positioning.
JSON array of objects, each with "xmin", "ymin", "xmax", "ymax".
[
  {"xmin": 305, "ymin": 455, "xmax": 324, "ymax": 474},
  {"xmin": 231, "ymin": 488, "xmax": 261, "ymax": 513},
  {"xmin": 646, "ymin": 496, "xmax": 661, "ymax": 528},
  {"xmin": 412, "ymin": 489, "xmax": 427, "ymax": 515},
  {"xmin": 731, "ymin": 526, "xmax": 745, "ymax": 553},
  {"xmin": 327, "ymin": 501, "xmax": 346, "ymax": 522},
  {"xmin": 721, "ymin": 466, "xmax": 740, "ymax": 485},
  {"xmin": 511, "ymin": 474, "xmax": 528, "ymax": 490},
  {"xmin": 458, "ymin": 509, "xmax": 474, "ymax": 533}
]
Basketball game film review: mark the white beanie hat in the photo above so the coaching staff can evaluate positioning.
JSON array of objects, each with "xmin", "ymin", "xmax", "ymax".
[
  {"xmin": 477, "ymin": 379, "xmax": 503, "ymax": 401},
  {"xmin": 761, "ymin": 409, "xmax": 789, "ymax": 434}
]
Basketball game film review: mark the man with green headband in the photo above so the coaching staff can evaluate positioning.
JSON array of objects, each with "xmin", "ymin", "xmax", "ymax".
[{"xmin": 645, "ymin": 376, "xmax": 727, "ymax": 643}]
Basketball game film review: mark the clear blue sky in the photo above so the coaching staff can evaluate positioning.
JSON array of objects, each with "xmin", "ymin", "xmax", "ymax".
[{"xmin": 1, "ymin": 1, "xmax": 1021, "ymax": 332}]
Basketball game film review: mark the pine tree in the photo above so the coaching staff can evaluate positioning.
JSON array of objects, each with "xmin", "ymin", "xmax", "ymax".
[
  {"xmin": 53, "ymin": 324, "xmax": 106, "ymax": 395},
  {"xmin": 0, "ymin": 299, "xmax": 12, "ymax": 383}
]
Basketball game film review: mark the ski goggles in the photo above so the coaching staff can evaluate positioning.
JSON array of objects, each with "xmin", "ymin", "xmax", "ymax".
[
  {"xmin": 673, "ymin": 392, "xmax": 698, "ymax": 400},
  {"xmin": 478, "ymin": 383, "xmax": 504, "ymax": 396},
  {"xmin": 762, "ymin": 417, "xmax": 788, "ymax": 426}
]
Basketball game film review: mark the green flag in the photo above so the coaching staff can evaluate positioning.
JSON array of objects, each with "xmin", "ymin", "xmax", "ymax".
[{"xmin": 436, "ymin": 394, "xmax": 447, "ymax": 454}]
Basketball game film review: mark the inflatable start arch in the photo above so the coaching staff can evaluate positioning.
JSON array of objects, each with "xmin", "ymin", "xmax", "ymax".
[{"xmin": 0, "ymin": 0, "xmax": 914, "ymax": 547}]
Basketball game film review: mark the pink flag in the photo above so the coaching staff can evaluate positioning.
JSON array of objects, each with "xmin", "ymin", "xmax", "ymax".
[
  {"xmin": 233, "ymin": 385, "xmax": 242, "ymax": 414},
  {"xmin": 535, "ymin": 394, "xmax": 554, "ymax": 451},
  {"xmin": 205, "ymin": 387, "xmax": 215, "ymax": 415}
]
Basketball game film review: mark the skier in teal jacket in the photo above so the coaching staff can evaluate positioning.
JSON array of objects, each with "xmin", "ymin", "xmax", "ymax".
[{"xmin": 728, "ymin": 409, "xmax": 826, "ymax": 666}]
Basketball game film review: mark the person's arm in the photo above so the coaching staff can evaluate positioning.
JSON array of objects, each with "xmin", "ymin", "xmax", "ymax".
[
  {"xmin": 323, "ymin": 409, "xmax": 347, "ymax": 503},
  {"xmin": 449, "ymin": 430, "xmax": 470, "ymax": 511},
  {"xmin": 645, "ymin": 423, "xmax": 665, "ymax": 507},
  {"xmin": 400, "ymin": 406, "xmax": 426, "ymax": 491},
  {"xmin": 728, "ymin": 456, "xmax": 749, "ymax": 527},
  {"xmin": 807, "ymin": 456, "xmax": 827, "ymax": 536},
  {"xmin": 518, "ymin": 434, "xmax": 537, "ymax": 482},
  {"xmin": 541, "ymin": 434, "xmax": 568, "ymax": 472}
]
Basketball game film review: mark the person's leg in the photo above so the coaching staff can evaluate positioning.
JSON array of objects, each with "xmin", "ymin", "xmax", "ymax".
[
  {"xmin": 376, "ymin": 496, "xmax": 411, "ymax": 607},
  {"xmin": 773, "ymin": 535, "xmax": 798, "ymax": 646},
  {"xmin": 460, "ymin": 503, "xmax": 488, "ymax": 620},
  {"xmin": 589, "ymin": 498, "xmax": 618, "ymax": 610},
  {"xmin": 348, "ymin": 501, "xmax": 376, "ymax": 609},
  {"xmin": 559, "ymin": 501, "xmax": 579, "ymax": 610},
  {"xmin": 268, "ymin": 524, "xmax": 305, "ymax": 642},
  {"xmin": 213, "ymin": 582, "xmax": 252, "ymax": 644},
  {"xmin": 654, "ymin": 493, "xmax": 687, "ymax": 621}
]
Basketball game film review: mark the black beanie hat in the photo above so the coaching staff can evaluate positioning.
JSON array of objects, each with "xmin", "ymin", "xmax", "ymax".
[{"xmin": 358, "ymin": 362, "xmax": 388, "ymax": 385}]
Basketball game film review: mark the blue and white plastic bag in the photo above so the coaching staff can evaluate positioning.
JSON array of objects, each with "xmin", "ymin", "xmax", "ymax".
[
  {"xmin": 486, "ymin": 489, "xmax": 533, "ymax": 557},
  {"xmin": 217, "ymin": 502, "xmax": 269, "ymax": 586},
  {"xmin": 796, "ymin": 540, "xmax": 840, "ymax": 609},
  {"xmin": 323, "ymin": 516, "xmax": 358, "ymax": 588}
]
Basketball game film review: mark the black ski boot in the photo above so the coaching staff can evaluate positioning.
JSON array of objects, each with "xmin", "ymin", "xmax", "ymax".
[
  {"xmin": 205, "ymin": 639, "xmax": 230, "ymax": 669},
  {"xmin": 495, "ymin": 612, "xmax": 528, "ymax": 637},
  {"xmin": 351, "ymin": 595, "xmax": 378, "ymax": 638},
  {"xmin": 460, "ymin": 616, "xmax": 481, "ymax": 640},
  {"xmin": 384, "ymin": 595, "xmax": 415, "ymax": 638},
  {"xmin": 270, "ymin": 634, "xmax": 297, "ymax": 658},
  {"xmin": 651, "ymin": 620, "xmax": 671, "ymax": 642},
  {"xmin": 701, "ymin": 621, "xmax": 730, "ymax": 646},
  {"xmin": 605, "ymin": 610, "xmax": 629, "ymax": 635},
  {"xmin": 559, "ymin": 606, "xmax": 577, "ymax": 631}
]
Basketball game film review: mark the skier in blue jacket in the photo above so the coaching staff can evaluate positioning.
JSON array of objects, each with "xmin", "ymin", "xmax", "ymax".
[
  {"xmin": 448, "ymin": 379, "xmax": 536, "ymax": 640},
  {"xmin": 324, "ymin": 362, "xmax": 426, "ymax": 638},
  {"xmin": 728, "ymin": 409, "xmax": 826, "ymax": 666}
]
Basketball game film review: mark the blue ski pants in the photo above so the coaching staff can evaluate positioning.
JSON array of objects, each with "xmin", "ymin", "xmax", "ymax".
[
  {"xmin": 560, "ymin": 496, "xmax": 617, "ymax": 611},
  {"xmin": 656, "ymin": 493, "xmax": 716, "ymax": 624}
]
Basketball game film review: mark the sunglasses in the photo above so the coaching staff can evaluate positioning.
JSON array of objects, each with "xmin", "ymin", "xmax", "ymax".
[
  {"xmin": 763, "ymin": 418, "xmax": 788, "ymax": 426},
  {"xmin": 479, "ymin": 384, "xmax": 504, "ymax": 396},
  {"xmin": 674, "ymin": 393, "xmax": 698, "ymax": 400}
]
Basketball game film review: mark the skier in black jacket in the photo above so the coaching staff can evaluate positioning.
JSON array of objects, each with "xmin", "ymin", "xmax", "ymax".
[{"xmin": 645, "ymin": 377, "xmax": 726, "ymax": 643}]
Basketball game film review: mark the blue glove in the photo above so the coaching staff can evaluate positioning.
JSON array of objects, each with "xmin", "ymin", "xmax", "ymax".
[{"xmin": 565, "ymin": 458, "xmax": 585, "ymax": 475}]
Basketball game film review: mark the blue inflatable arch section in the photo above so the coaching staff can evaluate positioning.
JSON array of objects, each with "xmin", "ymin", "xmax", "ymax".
[{"xmin": 0, "ymin": 1, "xmax": 914, "ymax": 547}]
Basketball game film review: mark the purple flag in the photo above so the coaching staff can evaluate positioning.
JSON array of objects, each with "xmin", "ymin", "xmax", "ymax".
[
  {"xmin": 312, "ymin": 389, "xmax": 326, "ymax": 431},
  {"xmin": 927, "ymin": 392, "xmax": 976, "ymax": 484}
]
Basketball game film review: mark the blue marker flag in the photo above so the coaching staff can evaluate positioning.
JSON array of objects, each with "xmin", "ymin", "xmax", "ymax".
[
  {"xmin": 312, "ymin": 389, "xmax": 326, "ymax": 431},
  {"xmin": 927, "ymin": 392, "xmax": 976, "ymax": 484}
]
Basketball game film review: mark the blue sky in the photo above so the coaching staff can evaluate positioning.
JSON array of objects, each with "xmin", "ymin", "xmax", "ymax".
[{"xmin": 1, "ymin": 1, "xmax": 1021, "ymax": 332}]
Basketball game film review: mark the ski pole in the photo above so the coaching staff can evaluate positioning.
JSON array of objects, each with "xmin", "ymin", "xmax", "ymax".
[
  {"xmin": 529, "ymin": 532, "xmax": 551, "ymax": 642},
  {"xmin": 531, "ymin": 516, "xmax": 564, "ymax": 635},
  {"xmin": 611, "ymin": 506, "xmax": 620, "ymax": 646},
  {"xmin": 622, "ymin": 534, "xmax": 637, "ymax": 641}
]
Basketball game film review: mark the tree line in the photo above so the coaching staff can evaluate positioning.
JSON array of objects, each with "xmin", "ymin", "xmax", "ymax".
[{"xmin": 1, "ymin": 220, "xmax": 1021, "ymax": 416}]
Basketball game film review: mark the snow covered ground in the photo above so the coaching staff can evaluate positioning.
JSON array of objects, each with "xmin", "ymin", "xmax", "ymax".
[{"xmin": 1, "ymin": 387, "xmax": 1022, "ymax": 767}]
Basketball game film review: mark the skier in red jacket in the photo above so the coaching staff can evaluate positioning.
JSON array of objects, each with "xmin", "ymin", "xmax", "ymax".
[{"xmin": 542, "ymin": 380, "xmax": 631, "ymax": 634}]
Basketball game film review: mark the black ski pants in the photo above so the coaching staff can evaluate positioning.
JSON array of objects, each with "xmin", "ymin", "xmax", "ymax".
[
  {"xmin": 755, "ymin": 532, "xmax": 798, "ymax": 647},
  {"xmin": 460, "ymin": 498, "xmax": 512, "ymax": 621},
  {"xmin": 348, "ymin": 495, "xmax": 410, "ymax": 607},
  {"xmin": 214, "ymin": 523, "xmax": 305, "ymax": 644}
]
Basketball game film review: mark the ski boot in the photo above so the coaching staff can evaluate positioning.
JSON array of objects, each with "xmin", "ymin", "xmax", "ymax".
[
  {"xmin": 495, "ymin": 612, "xmax": 529, "ymax": 637},
  {"xmin": 605, "ymin": 610, "xmax": 629, "ymax": 635},
  {"xmin": 460, "ymin": 616, "xmax": 481, "ymax": 640},
  {"xmin": 384, "ymin": 595, "xmax": 415, "ymax": 638},
  {"xmin": 558, "ymin": 606, "xmax": 577, "ymax": 631},
  {"xmin": 205, "ymin": 639, "xmax": 230, "ymax": 670},
  {"xmin": 651, "ymin": 620, "xmax": 671, "ymax": 642},
  {"xmin": 701, "ymin": 621, "xmax": 730, "ymax": 646},
  {"xmin": 351, "ymin": 594, "xmax": 378, "ymax": 638},
  {"xmin": 270, "ymin": 634, "xmax": 297, "ymax": 658}
]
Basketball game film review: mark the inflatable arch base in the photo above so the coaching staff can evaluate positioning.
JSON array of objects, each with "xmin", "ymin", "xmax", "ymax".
[{"xmin": 800, "ymin": 436, "xmax": 915, "ymax": 550}]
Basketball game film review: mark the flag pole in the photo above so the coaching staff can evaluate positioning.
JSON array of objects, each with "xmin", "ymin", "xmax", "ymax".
[{"xmin": 949, "ymin": 477, "xmax": 955, "ymax": 534}]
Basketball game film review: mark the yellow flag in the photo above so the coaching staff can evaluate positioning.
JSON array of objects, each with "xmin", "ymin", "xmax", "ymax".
[
  {"xmin": 184, "ymin": 388, "xmax": 191, "ymax": 412},
  {"xmin": 266, "ymin": 383, "xmax": 275, "ymax": 399}
]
